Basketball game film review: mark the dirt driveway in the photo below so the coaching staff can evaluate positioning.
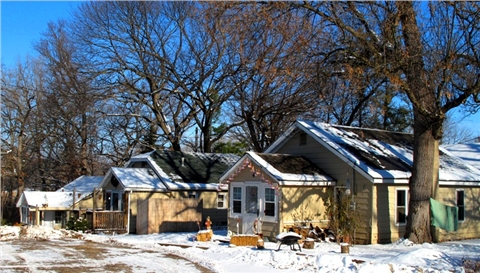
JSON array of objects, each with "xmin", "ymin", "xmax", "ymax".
[{"xmin": 1, "ymin": 239, "xmax": 212, "ymax": 273}]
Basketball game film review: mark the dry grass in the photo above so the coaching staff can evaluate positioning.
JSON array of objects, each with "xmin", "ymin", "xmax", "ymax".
[{"xmin": 463, "ymin": 258, "xmax": 480, "ymax": 273}]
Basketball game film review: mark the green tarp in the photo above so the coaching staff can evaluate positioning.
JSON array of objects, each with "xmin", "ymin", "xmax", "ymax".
[{"xmin": 430, "ymin": 198, "xmax": 458, "ymax": 232}]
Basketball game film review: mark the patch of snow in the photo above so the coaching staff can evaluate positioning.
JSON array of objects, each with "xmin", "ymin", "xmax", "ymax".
[{"xmin": 1, "ymin": 225, "xmax": 477, "ymax": 273}]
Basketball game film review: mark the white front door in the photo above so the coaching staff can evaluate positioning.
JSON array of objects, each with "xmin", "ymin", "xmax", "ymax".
[{"xmin": 242, "ymin": 185, "xmax": 259, "ymax": 234}]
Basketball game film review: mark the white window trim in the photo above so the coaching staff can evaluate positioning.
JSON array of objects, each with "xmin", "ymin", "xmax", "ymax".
[
  {"xmin": 106, "ymin": 190, "xmax": 124, "ymax": 211},
  {"xmin": 230, "ymin": 184, "xmax": 243, "ymax": 217},
  {"xmin": 456, "ymin": 189, "xmax": 465, "ymax": 222},
  {"xmin": 217, "ymin": 192, "xmax": 227, "ymax": 209},
  {"xmin": 263, "ymin": 186, "xmax": 277, "ymax": 222},
  {"xmin": 395, "ymin": 188, "xmax": 409, "ymax": 226},
  {"xmin": 229, "ymin": 182, "xmax": 278, "ymax": 222}
]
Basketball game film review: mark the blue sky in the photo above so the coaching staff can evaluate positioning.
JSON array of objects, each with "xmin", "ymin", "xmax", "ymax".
[
  {"xmin": 1, "ymin": 1, "xmax": 479, "ymax": 137},
  {"xmin": 1, "ymin": 1, "xmax": 81, "ymax": 67}
]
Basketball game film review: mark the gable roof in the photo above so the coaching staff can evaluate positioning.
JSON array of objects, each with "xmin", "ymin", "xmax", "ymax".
[
  {"xmin": 99, "ymin": 167, "xmax": 168, "ymax": 192},
  {"xmin": 128, "ymin": 150, "xmax": 239, "ymax": 185},
  {"xmin": 100, "ymin": 150, "xmax": 239, "ymax": 192},
  {"xmin": 266, "ymin": 120, "xmax": 480, "ymax": 185},
  {"xmin": 57, "ymin": 175, "xmax": 103, "ymax": 193},
  {"xmin": 16, "ymin": 191, "xmax": 89, "ymax": 210},
  {"xmin": 220, "ymin": 151, "xmax": 335, "ymax": 186},
  {"xmin": 149, "ymin": 150, "xmax": 239, "ymax": 184}
]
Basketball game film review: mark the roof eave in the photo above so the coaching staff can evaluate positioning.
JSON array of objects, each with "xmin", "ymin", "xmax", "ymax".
[
  {"xmin": 123, "ymin": 188, "xmax": 169, "ymax": 192},
  {"xmin": 439, "ymin": 180, "xmax": 480, "ymax": 186},
  {"xmin": 278, "ymin": 180, "xmax": 336, "ymax": 187}
]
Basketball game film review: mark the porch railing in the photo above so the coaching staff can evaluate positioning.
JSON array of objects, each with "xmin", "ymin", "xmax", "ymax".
[{"xmin": 94, "ymin": 211, "xmax": 126, "ymax": 232}]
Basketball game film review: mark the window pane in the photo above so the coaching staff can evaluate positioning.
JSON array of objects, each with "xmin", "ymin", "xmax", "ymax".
[
  {"xmin": 245, "ymin": 186, "xmax": 258, "ymax": 214},
  {"xmin": 217, "ymin": 194, "xmax": 225, "ymax": 208},
  {"xmin": 233, "ymin": 200, "xmax": 242, "ymax": 213},
  {"xmin": 397, "ymin": 208, "xmax": 406, "ymax": 224},
  {"xmin": 265, "ymin": 202, "xmax": 275, "ymax": 217},
  {"xmin": 106, "ymin": 192, "xmax": 112, "ymax": 210},
  {"xmin": 458, "ymin": 207, "xmax": 465, "ymax": 221},
  {"xmin": 457, "ymin": 190, "xmax": 465, "ymax": 221},
  {"xmin": 397, "ymin": 190, "xmax": 406, "ymax": 206},
  {"xmin": 457, "ymin": 191, "xmax": 464, "ymax": 206},
  {"xmin": 265, "ymin": 188, "xmax": 275, "ymax": 202},
  {"xmin": 112, "ymin": 192, "xmax": 119, "ymax": 211},
  {"xmin": 55, "ymin": 211, "xmax": 62, "ymax": 224},
  {"xmin": 233, "ymin": 187, "xmax": 242, "ymax": 200}
]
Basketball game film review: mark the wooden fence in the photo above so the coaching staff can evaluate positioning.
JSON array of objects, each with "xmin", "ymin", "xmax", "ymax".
[{"xmin": 94, "ymin": 211, "xmax": 126, "ymax": 232}]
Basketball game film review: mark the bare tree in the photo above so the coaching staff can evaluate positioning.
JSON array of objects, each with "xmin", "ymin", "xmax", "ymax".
[
  {"xmin": 296, "ymin": 1, "xmax": 480, "ymax": 243},
  {"xmin": 73, "ymin": 1, "xmax": 202, "ymax": 151},
  {"xmin": 36, "ymin": 20, "xmax": 105, "ymax": 183},
  {"xmin": 441, "ymin": 112, "xmax": 475, "ymax": 145},
  {"xmin": 222, "ymin": 2, "xmax": 320, "ymax": 152},
  {"xmin": 1, "ymin": 57, "xmax": 49, "ymax": 223}
]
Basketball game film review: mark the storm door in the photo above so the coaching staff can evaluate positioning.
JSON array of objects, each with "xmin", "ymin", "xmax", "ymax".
[{"xmin": 242, "ymin": 185, "xmax": 259, "ymax": 234}]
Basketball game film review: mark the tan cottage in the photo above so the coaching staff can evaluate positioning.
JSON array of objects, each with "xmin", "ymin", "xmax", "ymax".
[
  {"xmin": 17, "ymin": 176, "xmax": 103, "ymax": 229},
  {"xmin": 220, "ymin": 120, "xmax": 480, "ymax": 244},
  {"xmin": 96, "ymin": 150, "xmax": 239, "ymax": 234}
]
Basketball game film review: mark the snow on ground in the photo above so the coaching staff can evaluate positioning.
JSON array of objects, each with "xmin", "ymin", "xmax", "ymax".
[{"xmin": 1, "ymin": 225, "xmax": 479, "ymax": 273}]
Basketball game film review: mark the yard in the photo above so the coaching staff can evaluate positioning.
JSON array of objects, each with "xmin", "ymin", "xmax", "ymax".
[{"xmin": 1, "ymin": 238, "xmax": 211, "ymax": 273}]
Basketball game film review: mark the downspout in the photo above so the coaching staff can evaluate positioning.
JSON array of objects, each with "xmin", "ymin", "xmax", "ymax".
[{"xmin": 127, "ymin": 190, "xmax": 132, "ymax": 234}]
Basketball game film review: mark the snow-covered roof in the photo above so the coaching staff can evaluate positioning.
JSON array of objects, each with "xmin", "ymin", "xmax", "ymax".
[
  {"xmin": 221, "ymin": 151, "xmax": 335, "ymax": 186},
  {"xmin": 101, "ymin": 167, "xmax": 168, "ymax": 192},
  {"xmin": 16, "ymin": 191, "xmax": 88, "ymax": 209},
  {"xmin": 127, "ymin": 150, "xmax": 239, "ymax": 190},
  {"xmin": 148, "ymin": 150, "xmax": 240, "ymax": 184},
  {"xmin": 57, "ymin": 176, "xmax": 103, "ymax": 193},
  {"xmin": 266, "ymin": 120, "xmax": 480, "ymax": 185},
  {"xmin": 443, "ymin": 143, "xmax": 480, "ymax": 170}
]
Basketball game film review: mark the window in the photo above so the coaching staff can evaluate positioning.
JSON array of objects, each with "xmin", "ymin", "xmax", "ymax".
[
  {"xmin": 232, "ymin": 187, "xmax": 242, "ymax": 213},
  {"xmin": 21, "ymin": 207, "xmax": 29, "ymax": 224},
  {"xmin": 217, "ymin": 193, "xmax": 227, "ymax": 209},
  {"xmin": 106, "ymin": 191, "xmax": 124, "ymax": 211},
  {"xmin": 299, "ymin": 132, "xmax": 307, "ymax": 146},
  {"xmin": 264, "ymin": 188, "xmax": 276, "ymax": 217},
  {"xmin": 188, "ymin": 192, "xmax": 197, "ymax": 199},
  {"xmin": 457, "ymin": 189, "xmax": 465, "ymax": 221},
  {"xmin": 396, "ymin": 189, "xmax": 408, "ymax": 225},
  {"xmin": 55, "ymin": 211, "xmax": 63, "ymax": 224}
]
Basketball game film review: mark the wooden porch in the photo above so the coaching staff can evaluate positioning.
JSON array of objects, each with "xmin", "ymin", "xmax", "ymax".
[{"xmin": 93, "ymin": 211, "xmax": 127, "ymax": 233}]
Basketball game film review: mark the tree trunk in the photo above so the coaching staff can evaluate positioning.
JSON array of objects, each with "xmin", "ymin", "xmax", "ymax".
[
  {"xmin": 404, "ymin": 112, "xmax": 436, "ymax": 243},
  {"xmin": 397, "ymin": 2, "xmax": 442, "ymax": 244}
]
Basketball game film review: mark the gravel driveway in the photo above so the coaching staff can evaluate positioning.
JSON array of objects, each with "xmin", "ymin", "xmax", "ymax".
[{"xmin": 1, "ymin": 239, "xmax": 212, "ymax": 273}]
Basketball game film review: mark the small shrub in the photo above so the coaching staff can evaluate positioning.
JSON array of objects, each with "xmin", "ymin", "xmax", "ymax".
[{"xmin": 66, "ymin": 217, "xmax": 90, "ymax": 232}]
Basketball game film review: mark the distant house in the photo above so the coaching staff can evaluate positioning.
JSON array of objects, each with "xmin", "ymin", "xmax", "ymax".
[
  {"xmin": 16, "ymin": 191, "xmax": 91, "ymax": 229},
  {"xmin": 95, "ymin": 150, "xmax": 239, "ymax": 234},
  {"xmin": 220, "ymin": 120, "xmax": 480, "ymax": 244},
  {"xmin": 17, "ymin": 176, "xmax": 103, "ymax": 229}
]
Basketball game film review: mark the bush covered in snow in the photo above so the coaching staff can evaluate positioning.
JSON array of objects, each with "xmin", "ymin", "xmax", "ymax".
[{"xmin": 1, "ymin": 225, "xmax": 84, "ymax": 241}]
